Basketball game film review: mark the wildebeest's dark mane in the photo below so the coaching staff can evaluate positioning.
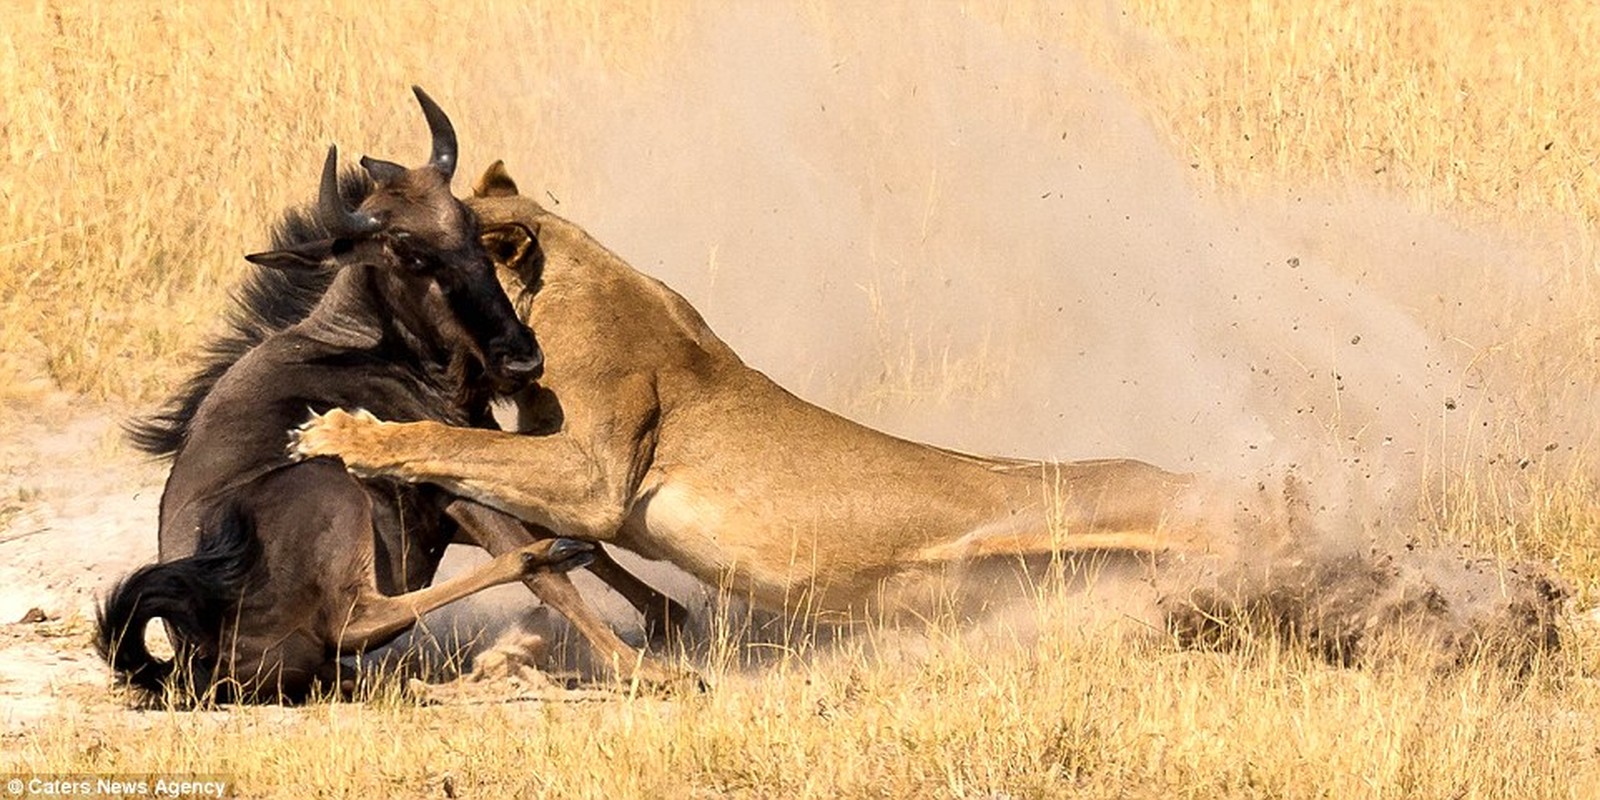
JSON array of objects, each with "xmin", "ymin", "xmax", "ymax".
[{"xmin": 126, "ymin": 169, "xmax": 377, "ymax": 457}]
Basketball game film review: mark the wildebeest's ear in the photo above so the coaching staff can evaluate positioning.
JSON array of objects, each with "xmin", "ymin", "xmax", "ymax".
[
  {"xmin": 359, "ymin": 155, "xmax": 407, "ymax": 184},
  {"xmin": 243, "ymin": 238, "xmax": 349, "ymax": 271},
  {"xmin": 473, "ymin": 160, "xmax": 520, "ymax": 198},
  {"xmin": 480, "ymin": 224, "xmax": 535, "ymax": 270}
]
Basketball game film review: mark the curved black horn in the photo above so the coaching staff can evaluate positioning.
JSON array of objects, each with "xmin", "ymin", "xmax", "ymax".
[
  {"xmin": 412, "ymin": 86, "xmax": 457, "ymax": 181},
  {"xmin": 318, "ymin": 145, "xmax": 383, "ymax": 237}
]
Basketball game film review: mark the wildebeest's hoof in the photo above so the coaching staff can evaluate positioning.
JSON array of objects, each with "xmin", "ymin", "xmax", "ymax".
[{"xmin": 521, "ymin": 538, "xmax": 596, "ymax": 574}]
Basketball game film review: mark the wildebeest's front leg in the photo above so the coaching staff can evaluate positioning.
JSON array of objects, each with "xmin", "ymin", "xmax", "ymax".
[
  {"xmin": 333, "ymin": 536, "xmax": 592, "ymax": 653},
  {"xmin": 445, "ymin": 501, "xmax": 699, "ymax": 689}
]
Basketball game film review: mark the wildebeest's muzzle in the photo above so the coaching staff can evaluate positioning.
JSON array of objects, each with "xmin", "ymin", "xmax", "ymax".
[{"xmin": 438, "ymin": 246, "xmax": 543, "ymax": 393}]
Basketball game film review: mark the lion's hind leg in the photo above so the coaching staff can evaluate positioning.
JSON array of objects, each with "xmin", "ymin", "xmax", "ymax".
[{"xmin": 910, "ymin": 524, "xmax": 1202, "ymax": 565}]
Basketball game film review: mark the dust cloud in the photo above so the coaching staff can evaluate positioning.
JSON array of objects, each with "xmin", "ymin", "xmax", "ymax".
[{"xmin": 434, "ymin": 3, "xmax": 1583, "ymax": 669}]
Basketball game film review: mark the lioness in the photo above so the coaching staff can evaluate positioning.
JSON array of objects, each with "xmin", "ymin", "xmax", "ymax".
[{"xmin": 291, "ymin": 162, "xmax": 1211, "ymax": 638}]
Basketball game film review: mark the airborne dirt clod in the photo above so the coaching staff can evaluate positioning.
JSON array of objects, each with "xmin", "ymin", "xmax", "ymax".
[{"xmin": 1157, "ymin": 543, "xmax": 1566, "ymax": 670}]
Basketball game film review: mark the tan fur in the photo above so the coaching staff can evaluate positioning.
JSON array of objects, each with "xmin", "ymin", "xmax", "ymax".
[{"xmin": 293, "ymin": 161, "xmax": 1215, "ymax": 617}]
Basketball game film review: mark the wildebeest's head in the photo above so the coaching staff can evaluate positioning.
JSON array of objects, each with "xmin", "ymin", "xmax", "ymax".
[{"xmin": 244, "ymin": 87, "xmax": 541, "ymax": 394}]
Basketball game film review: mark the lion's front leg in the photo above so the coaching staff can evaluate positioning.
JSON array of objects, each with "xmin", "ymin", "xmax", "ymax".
[
  {"xmin": 291, "ymin": 407, "xmax": 543, "ymax": 489},
  {"xmin": 289, "ymin": 408, "xmax": 413, "ymax": 479},
  {"xmin": 288, "ymin": 399, "xmax": 655, "ymax": 544}
]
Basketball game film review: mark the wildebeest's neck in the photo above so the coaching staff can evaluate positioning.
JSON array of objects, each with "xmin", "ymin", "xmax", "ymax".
[
  {"xmin": 299, "ymin": 264, "xmax": 461, "ymax": 390},
  {"xmin": 154, "ymin": 264, "xmax": 486, "ymax": 563}
]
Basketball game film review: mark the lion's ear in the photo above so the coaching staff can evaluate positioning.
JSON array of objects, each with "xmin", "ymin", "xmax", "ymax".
[
  {"xmin": 480, "ymin": 223, "xmax": 536, "ymax": 271},
  {"xmin": 473, "ymin": 160, "xmax": 521, "ymax": 198}
]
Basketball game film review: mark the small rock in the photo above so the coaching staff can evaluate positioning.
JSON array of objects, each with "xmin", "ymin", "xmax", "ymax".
[{"xmin": 17, "ymin": 608, "xmax": 47, "ymax": 624}]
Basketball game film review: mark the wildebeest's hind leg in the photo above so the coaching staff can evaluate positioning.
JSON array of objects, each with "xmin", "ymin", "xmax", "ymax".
[
  {"xmin": 448, "ymin": 514, "xmax": 688, "ymax": 646},
  {"xmin": 584, "ymin": 547, "xmax": 691, "ymax": 646},
  {"xmin": 446, "ymin": 500, "xmax": 702, "ymax": 690},
  {"xmin": 331, "ymin": 536, "xmax": 594, "ymax": 653}
]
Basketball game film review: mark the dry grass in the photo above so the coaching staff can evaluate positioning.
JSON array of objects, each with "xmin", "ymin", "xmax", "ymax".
[
  {"xmin": 7, "ymin": 610, "xmax": 1600, "ymax": 799},
  {"xmin": 5, "ymin": 0, "xmax": 1600, "ymax": 796},
  {"xmin": 0, "ymin": 0, "xmax": 678, "ymax": 400},
  {"xmin": 1100, "ymin": 1, "xmax": 1600, "ymax": 227}
]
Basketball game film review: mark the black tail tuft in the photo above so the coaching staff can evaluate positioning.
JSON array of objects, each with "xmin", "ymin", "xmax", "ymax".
[{"xmin": 96, "ymin": 503, "xmax": 263, "ymax": 699}]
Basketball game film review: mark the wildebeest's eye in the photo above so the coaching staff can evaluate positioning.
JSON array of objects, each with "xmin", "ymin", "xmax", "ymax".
[{"xmin": 386, "ymin": 231, "xmax": 433, "ymax": 273}]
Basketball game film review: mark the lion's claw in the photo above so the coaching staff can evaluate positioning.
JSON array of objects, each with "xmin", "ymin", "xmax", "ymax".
[{"xmin": 285, "ymin": 407, "xmax": 384, "ymax": 474}]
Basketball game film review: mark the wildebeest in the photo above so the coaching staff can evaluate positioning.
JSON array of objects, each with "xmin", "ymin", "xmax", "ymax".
[
  {"xmin": 290, "ymin": 162, "xmax": 1220, "ymax": 655},
  {"xmin": 97, "ymin": 90, "xmax": 595, "ymax": 702}
]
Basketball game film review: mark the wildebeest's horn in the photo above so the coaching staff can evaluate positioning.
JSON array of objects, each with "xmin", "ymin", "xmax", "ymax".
[
  {"xmin": 318, "ymin": 145, "xmax": 383, "ymax": 237},
  {"xmin": 412, "ymin": 86, "xmax": 457, "ymax": 181}
]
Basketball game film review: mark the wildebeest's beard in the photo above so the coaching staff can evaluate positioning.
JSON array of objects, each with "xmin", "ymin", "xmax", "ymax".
[{"xmin": 363, "ymin": 261, "xmax": 514, "ymax": 411}]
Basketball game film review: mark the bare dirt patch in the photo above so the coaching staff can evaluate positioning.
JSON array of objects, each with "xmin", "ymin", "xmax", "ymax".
[{"xmin": 0, "ymin": 394, "xmax": 165, "ymax": 729}]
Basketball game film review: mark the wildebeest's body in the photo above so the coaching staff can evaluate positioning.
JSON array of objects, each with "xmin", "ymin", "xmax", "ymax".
[
  {"xmin": 156, "ymin": 308, "xmax": 479, "ymax": 578},
  {"xmin": 142, "ymin": 267, "xmax": 491, "ymax": 694},
  {"xmin": 98, "ymin": 90, "xmax": 580, "ymax": 702}
]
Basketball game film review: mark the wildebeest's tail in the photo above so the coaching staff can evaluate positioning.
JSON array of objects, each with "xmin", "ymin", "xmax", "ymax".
[{"xmin": 96, "ymin": 502, "xmax": 261, "ymax": 698}]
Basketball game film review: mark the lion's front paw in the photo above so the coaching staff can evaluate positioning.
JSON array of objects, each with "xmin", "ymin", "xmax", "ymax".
[{"xmin": 287, "ymin": 407, "xmax": 386, "ymax": 475}]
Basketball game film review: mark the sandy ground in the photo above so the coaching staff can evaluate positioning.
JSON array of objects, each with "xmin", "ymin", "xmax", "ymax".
[{"xmin": 0, "ymin": 393, "xmax": 167, "ymax": 730}]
